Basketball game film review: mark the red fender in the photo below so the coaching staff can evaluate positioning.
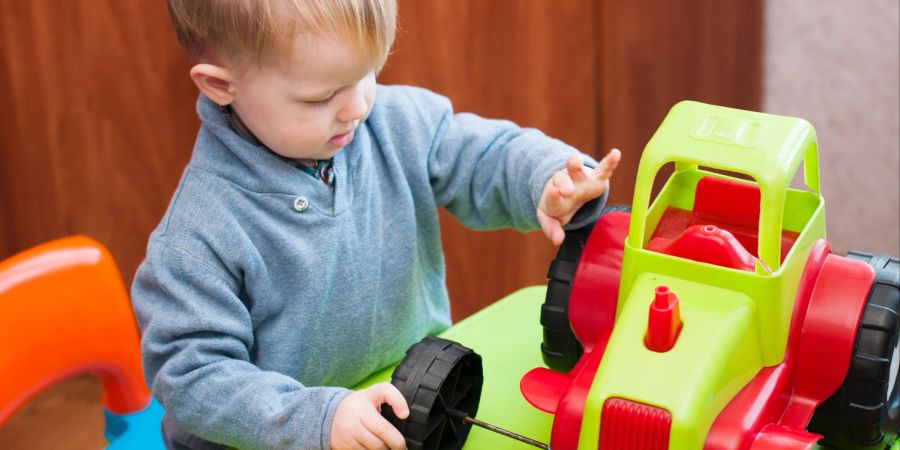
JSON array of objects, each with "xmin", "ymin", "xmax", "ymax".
[{"xmin": 705, "ymin": 240, "xmax": 874, "ymax": 449}]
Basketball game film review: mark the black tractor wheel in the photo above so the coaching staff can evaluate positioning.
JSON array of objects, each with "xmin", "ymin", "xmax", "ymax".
[
  {"xmin": 810, "ymin": 251, "xmax": 900, "ymax": 449},
  {"xmin": 540, "ymin": 204, "xmax": 630, "ymax": 372},
  {"xmin": 383, "ymin": 337, "xmax": 483, "ymax": 450}
]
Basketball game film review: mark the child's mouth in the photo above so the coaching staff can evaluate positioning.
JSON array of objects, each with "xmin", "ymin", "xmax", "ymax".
[{"xmin": 329, "ymin": 129, "xmax": 355, "ymax": 147}]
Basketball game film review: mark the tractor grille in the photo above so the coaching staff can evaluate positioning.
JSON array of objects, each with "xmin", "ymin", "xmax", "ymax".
[{"xmin": 599, "ymin": 398, "xmax": 672, "ymax": 450}]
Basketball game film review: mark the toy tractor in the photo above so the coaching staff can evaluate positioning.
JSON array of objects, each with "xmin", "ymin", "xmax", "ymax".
[{"xmin": 374, "ymin": 101, "xmax": 900, "ymax": 450}]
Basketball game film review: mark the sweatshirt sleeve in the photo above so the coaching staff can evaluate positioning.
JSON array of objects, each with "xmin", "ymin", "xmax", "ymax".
[
  {"xmin": 423, "ymin": 94, "xmax": 606, "ymax": 231},
  {"xmin": 131, "ymin": 239, "xmax": 350, "ymax": 450}
]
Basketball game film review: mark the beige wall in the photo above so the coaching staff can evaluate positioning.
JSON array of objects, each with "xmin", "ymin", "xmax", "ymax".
[{"xmin": 764, "ymin": 0, "xmax": 899, "ymax": 255}]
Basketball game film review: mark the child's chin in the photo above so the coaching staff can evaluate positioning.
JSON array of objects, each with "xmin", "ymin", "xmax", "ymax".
[
  {"xmin": 276, "ymin": 146, "xmax": 339, "ymax": 161},
  {"xmin": 317, "ymin": 146, "xmax": 343, "ymax": 158}
]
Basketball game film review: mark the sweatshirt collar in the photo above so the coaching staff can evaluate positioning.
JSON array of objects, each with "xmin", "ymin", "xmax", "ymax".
[{"xmin": 190, "ymin": 94, "xmax": 361, "ymax": 198}]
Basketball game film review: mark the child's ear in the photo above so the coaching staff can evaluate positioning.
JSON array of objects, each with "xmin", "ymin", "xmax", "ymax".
[{"xmin": 189, "ymin": 64, "xmax": 236, "ymax": 106}]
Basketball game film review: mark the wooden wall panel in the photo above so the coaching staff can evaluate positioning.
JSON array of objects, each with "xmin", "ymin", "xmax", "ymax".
[
  {"xmin": 0, "ymin": 1, "xmax": 761, "ymax": 446},
  {"xmin": 0, "ymin": 0, "xmax": 198, "ymax": 284},
  {"xmin": 0, "ymin": 3, "xmax": 196, "ymax": 447},
  {"xmin": 380, "ymin": 0, "xmax": 761, "ymax": 319},
  {"xmin": 0, "ymin": 375, "xmax": 105, "ymax": 449},
  {"xmin": 379, "ymin": 0, "xmax": 599, "ymax": 320},
  {"xmin": 0, "ymin": 2, "xmax": 763, "ymax": 317},
  {"xmin": 0, "ymin": 0, "xmax": 762, "ymax": 323},
  {"xmin": 597, "ymin": 0, "xmax": 763, "ymax": 204}
]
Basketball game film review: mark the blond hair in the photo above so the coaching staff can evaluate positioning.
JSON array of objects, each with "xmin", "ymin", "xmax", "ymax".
[{"xmin": 166, "ymin": 0, "xmax": 397, "ymax": 69}]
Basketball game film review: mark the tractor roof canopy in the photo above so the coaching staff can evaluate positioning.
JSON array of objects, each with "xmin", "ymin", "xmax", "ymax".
[{"xmin": 628, "ymin": 101, "xmax": 820, "ymax": 272}]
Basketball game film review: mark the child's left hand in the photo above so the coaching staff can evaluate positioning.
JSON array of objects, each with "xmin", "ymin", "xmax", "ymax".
[{"xmin": 538, "ymin": 149, "xmax": 621, "ymax": 246}]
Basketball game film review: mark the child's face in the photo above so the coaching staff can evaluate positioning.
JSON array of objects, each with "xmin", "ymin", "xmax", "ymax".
[{"xmin": 228, "ymin": 33, "xmax": 376, "ymax": 161}]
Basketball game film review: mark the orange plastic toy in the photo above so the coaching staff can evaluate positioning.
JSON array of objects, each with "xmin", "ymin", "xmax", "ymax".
[{"xmin": 0, "ymin": 236, "xmax": 162, "ymax": 447}]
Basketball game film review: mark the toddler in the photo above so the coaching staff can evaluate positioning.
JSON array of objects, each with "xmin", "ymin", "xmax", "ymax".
[{"xmin": 132, "ymin": 1, "xmax": 621, "ymax": 449}]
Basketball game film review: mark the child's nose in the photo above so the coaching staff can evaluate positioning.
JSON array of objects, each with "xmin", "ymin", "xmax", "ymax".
[{"xmin": 337, "ymin": 91, "xmax": 368, "ymax": 123}]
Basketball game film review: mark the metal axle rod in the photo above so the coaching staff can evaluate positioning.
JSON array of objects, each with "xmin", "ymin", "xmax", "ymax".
[{"xmin": 447, "ymin": 409, "xmax": 549, "ymax": 449}]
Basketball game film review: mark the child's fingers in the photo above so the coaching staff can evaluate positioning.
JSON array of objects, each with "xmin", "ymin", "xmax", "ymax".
[
  {"xmin": 546, "ymin": 184, "xmax": 560, "ymax": 199},
  {"xmin": 362, "ymin": 412, "xmax": 406, "ymax": 450},
  {"xmin": 369, "ymin": 382, "xmax": 409, "ymax": 419},
  {"xmin": 552, "ymin": 170, "xmax": 575, "ymax": 197},
  {"xmin": 592, "ymin": 148, "xmax": 621, "ymax": 181},
  {"xmin": 354, "ymin": 426, "xmax": 389, "ymax": 450},
  {"xmin": 537, "ymin": 211, "xmax": 565, "ymax": 246},
  {"xmin": 565, "ymin": 156, "xmax": 587, "ymax": 184}
]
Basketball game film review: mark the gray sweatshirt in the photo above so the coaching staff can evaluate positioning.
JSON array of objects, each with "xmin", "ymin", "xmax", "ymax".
[{"xmin": 131, "ymin": 85, "xmax": 605, "ymax": 450}]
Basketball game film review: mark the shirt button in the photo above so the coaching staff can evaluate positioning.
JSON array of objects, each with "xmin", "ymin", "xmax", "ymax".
[{"xmin": 293, "ymin": 196, "xmax": 309, "ymax": 212}]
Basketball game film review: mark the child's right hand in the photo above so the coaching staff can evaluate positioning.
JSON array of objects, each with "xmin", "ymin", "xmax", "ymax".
[{"xmin": 331, "ymin": 382, "xmax": 409, "ymax": 450}]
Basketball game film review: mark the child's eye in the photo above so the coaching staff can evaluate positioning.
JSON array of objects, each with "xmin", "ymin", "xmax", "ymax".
[{"xmin": 304, "ymin": 94, "xmax": 335, "ymax": 107}]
